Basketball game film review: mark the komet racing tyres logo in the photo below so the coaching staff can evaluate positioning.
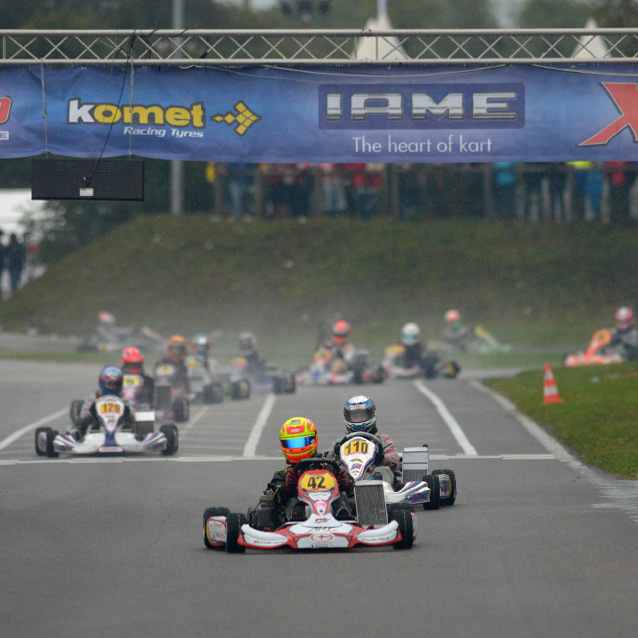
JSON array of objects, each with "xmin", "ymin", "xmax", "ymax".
[
  {"xmin": 319, "ymin": 83, "xmax": 524, "ymax": 130},
  {"xmin": 67, "ymin": 98, "xmax": 261, "ymax": 136},
  {"xmin": 580, "ymin": 83, "xmax": 638, "ymax": 146}
]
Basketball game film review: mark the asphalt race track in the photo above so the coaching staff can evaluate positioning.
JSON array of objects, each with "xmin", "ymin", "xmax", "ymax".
[{"xmin": 1, "ymin": 361, "xmax": 637, "ymax": 638}]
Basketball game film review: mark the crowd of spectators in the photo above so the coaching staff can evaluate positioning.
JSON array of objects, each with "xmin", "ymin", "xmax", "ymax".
[{"xmin": 212, "ymin": 161, "xmax": 638, "ymax": 224}]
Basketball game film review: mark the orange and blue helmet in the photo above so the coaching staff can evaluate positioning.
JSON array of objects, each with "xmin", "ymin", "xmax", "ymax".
[{"xmin": 279, "ymin": 417, "xmax": 318, "ymax": 464}]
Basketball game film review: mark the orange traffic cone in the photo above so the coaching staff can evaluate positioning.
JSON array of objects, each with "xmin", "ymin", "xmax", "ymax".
[{"xmin": 543, "ymin": 363, "xmax": 563, "ymax": 404}]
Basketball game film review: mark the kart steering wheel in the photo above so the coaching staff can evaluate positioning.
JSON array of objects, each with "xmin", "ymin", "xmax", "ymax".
[
  {"xmin": 294, "ymin": 457, "xmax": 342, "ymax": 474},
  {"xmin": 338, "ymin": 431, "xmax": 385, "ymax": 453}
]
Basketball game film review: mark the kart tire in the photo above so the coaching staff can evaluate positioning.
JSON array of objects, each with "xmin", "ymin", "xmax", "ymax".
[
  {"xmin": 423, "ymin": 473, "xmax": 441, "ymax": 510},
  {"xmin": 432, "ymin": 469, "xmax": 457, "ymax": 506},
  {"xmin": 45, "ymin": 428, "xmax": 59, "ymax": 458},
  {"xmin": 34, "ymin": 426, "xmax": 51, "ymax": 456},
  {"xmin": 273, "ymin": 377, "xmax": 283, "ymax": 395},
  {"xmin": 203, "ymin": 507, "xmax": 231, "ymax": 549},
  {"xmin": 285, "ymin": 374, "xmax": 296, "ymax": 394},
  {"xmin": 352, "ymin": 367, "xmax": 364, "ymax": 384},
  {"xmin": 172, "ymin": 397, "xmax": 189, "ymax": 423},
  {"xmin": 225, "ymin": 513, "xmax": 247, "ymax": 553},
  {"xmin": 203, "ymin": 383, "xmax": 224, "ymax": 404},
  {"xmin": 69, "ymin": 399, "xmax": 84, "ymax": 426},
  {"xmin": 160, "ymin": 424, "xmax": 179, "ymax": 456},
  {"xmin": 231, "ymin": 380, "xmax": 251, "ymax": 400},
  {"xmin": 389, "ymin": 505, "xmax": 414, "ymax": 550}
]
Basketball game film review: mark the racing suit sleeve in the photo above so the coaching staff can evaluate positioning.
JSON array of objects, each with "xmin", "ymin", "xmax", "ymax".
[
  {"xmin": 377, "ymin": 433, "xmax": 400, "ymax": 474},
  {"xmin": 269, "ymin": 467, "xmax": 295, "ymax": 511}
]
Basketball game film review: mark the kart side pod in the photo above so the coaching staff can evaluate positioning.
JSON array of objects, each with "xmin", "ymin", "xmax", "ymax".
[{"xmin": 402, "ymin": 446, "xmax": 429, "ymax": 483}]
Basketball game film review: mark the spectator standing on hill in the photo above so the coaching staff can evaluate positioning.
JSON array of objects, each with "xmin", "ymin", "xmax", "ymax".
[
  {"xmin": 493, "ymin": 162, "xmax": 518, "ymax": 219},
  {"xmin": 6, "ymin": 233, "xmax": 25, "ymax": 294}
]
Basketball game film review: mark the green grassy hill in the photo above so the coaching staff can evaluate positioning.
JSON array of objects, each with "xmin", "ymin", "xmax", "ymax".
[{"xmin": 1, "ymin": 216, "xmax": 637, "ymax": 364}]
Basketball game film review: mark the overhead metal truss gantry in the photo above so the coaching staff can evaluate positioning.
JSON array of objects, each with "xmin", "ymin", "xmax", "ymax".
[{"xmin": 2, "ymin": 28, "xmax": 638, "ymax": 66}]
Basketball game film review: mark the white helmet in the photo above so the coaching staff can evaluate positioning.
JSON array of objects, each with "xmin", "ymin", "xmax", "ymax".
[{"xmin": 401, "ymin": 322, "xmax": 421, "ymax": 346}]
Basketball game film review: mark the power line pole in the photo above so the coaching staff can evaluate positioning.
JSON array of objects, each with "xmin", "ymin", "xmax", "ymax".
[{"xmin": 171, "ymin": 0, "xmax": 184, "ymax": 214}]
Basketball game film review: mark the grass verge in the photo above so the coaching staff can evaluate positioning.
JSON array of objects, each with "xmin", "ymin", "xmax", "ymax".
[{"xmin": 484, "ymin": 362, "xmax": 638, "ymax": 479}]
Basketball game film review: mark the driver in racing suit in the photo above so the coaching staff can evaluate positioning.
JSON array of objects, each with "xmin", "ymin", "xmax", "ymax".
[
  {"xmin": 237, "ymin": 332, "xmax": 267, "ymax": 380},
  {"xmin": 155, "ymin": 335, "xmax": 190, "ymax": 391},
  {"xmin": 267, "ymin": 417, "xmax": 354, "ymax": 522},
  {"xmin": 121, "ymin": 346, "xmax": 155, "ymax": 407},
  {"xmin": 605, "ymin": 306, "xmax": 638, "ymax": 361},
  {"xmin": 76, "ymin": 365, "xmax": 136, "ymax": 439},
  {"xmin": 329, "ymin": 395, "xmax": 402, "ymax": 488},
  {"xmin": 325, "ymin": 319, "xmax": 356, "ymax": 373}
]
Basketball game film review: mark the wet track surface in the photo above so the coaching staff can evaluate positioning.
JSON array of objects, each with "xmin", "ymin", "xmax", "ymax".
[{"xmin": 1, "ymin": 361, "xmax": 637, "ymax": 637}]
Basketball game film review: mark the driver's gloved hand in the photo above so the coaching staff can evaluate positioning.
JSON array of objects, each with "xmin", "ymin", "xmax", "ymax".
[
  {"xmin": 284, "ymin": 468, "xmax": 299, "ymax": 493},
  {"xmin": 335, "ymin": 468, "xmax": 351, "ymax": 492}
]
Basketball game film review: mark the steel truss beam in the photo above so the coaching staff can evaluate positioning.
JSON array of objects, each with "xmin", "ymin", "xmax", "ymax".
[{"xmin": 1, "ymin": 28, "xmax": 638, "ymax": 66}]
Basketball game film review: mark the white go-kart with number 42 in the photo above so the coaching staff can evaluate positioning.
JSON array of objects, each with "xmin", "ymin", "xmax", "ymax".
[
  {"xmin": 35, "ymin": 394, "xmax": 178, "ymax": 458},
  {"xmin": 203, "ymin": 458, "xmax": 416, "ymax": 552}
]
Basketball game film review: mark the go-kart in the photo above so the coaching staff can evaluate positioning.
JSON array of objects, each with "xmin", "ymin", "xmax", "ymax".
[
  {"xmin": 297, "ymin": 346, "xmax": 385, "ymax": 386},
  {"xmin": 563, "ymin": 329, "xmax": 625, "ymax": 367},
  {"xmin": 153, "ymin": 362, "xmax": 190, "ymax": 423},
  {"xmin": 382, "ymin": 343, "xmax": 460, "ymax": 380},
  {"xmin": 226, "ymin": 355, "xmax": 295, "ymax": 395},
  {"xmin": 441, "ymin": 324, "xmax": 511, "ymax": 354},
  {"xmin": 203, "ymin": 458, "xmax": 416, "ymax": 552},
  {"xmin": 121, "ymin": 372, "xmax": 153, "ymax": 410},
  {"xmin": 186, "ymin": 355, "xmax": 224, "ymax": 404},
  {"xmin": 336, "ymin": 432, "xmax": 455, "ymax": 510},
  {"xmin": 35, "ymin": 394, "xmax": 178, "ymax": 458}
]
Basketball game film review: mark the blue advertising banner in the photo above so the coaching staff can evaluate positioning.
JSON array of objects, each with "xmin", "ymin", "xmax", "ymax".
[{"xmin": 1, "ymin": 64, "xmax": 638, "ymax": 163}]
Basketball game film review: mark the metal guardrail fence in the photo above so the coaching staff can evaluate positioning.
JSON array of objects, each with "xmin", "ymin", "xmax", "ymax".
[{"xmin": 2, "ymin": 29, "xmax": 638, "ymax": 65}]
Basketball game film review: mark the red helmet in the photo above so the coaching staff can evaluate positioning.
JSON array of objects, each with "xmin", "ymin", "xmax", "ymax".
[
  {"xmin": 615, "ymin": 306, "xmax": 634, "ymax": 330},
  {"xmin": 445, "ymin": 309, "xmax": 461, "ymax": 324},
  {"xmin": 332, "ymin": 320, "xmax": 351, "ymax": 347},
  {"xmin": 122, "ymin": 346, "xmax": 144, "ymax": 374}
]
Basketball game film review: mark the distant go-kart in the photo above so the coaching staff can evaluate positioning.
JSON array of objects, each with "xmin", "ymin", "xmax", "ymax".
[
  {"xmin": 153, "ymin": 362, "xmax": 190, "ymax": 423},
  {"xmin": 226, "ymin": 355, "xmax": 295, "ymax": 395},
  {"xmin": 382, "ymin": 343, "xmax": 460, "ymax": 380},
  {"xmin": 563, "ymin": 329, "xmax": 624, "ymax": 367},
  {"xmin": 297, "ymin": 347, "xmax": 385, "ymax": 386},
  {"xmin": 186, "ymin": 355, "xmax": 225, "ymax": 404},
  {"xmin": 36, "ymin": 394, "xmax": 178, "ymax": 458}
]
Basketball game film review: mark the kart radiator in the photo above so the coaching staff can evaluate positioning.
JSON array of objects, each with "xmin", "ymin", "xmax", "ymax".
[
  {"xmin": 402, "ymin": 446, "xmax": 429, "ymax": 483},
  {"xmin": 154, "ymin": 384, "xmax": 172, "ymax": 411},
  {"xmin": 354, "ymin": 480, "xmax": 387, "ymax": 527}
]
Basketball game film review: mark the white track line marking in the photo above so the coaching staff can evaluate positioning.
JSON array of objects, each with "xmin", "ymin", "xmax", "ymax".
[
  {"xmin": 0, "ymin": 454, "xmax": 557, "ymax": 466},
  {"xmin": 0, "ymin": 408, "xmax": 68, "ymax": 451},
  {"xmin": 179, "ymin": 406, "xmax": 209, "ymax": 438},
  {"xmin": 414, "ymin": 379, "xmax": 478, "ymax": 456},
  {"xmin": 472, "ymin": 380, "xmax": 638, "ymax": 524},
  {"xmin": 243, "ymin": 393, "xmax": 276, "ymax": 458}
]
